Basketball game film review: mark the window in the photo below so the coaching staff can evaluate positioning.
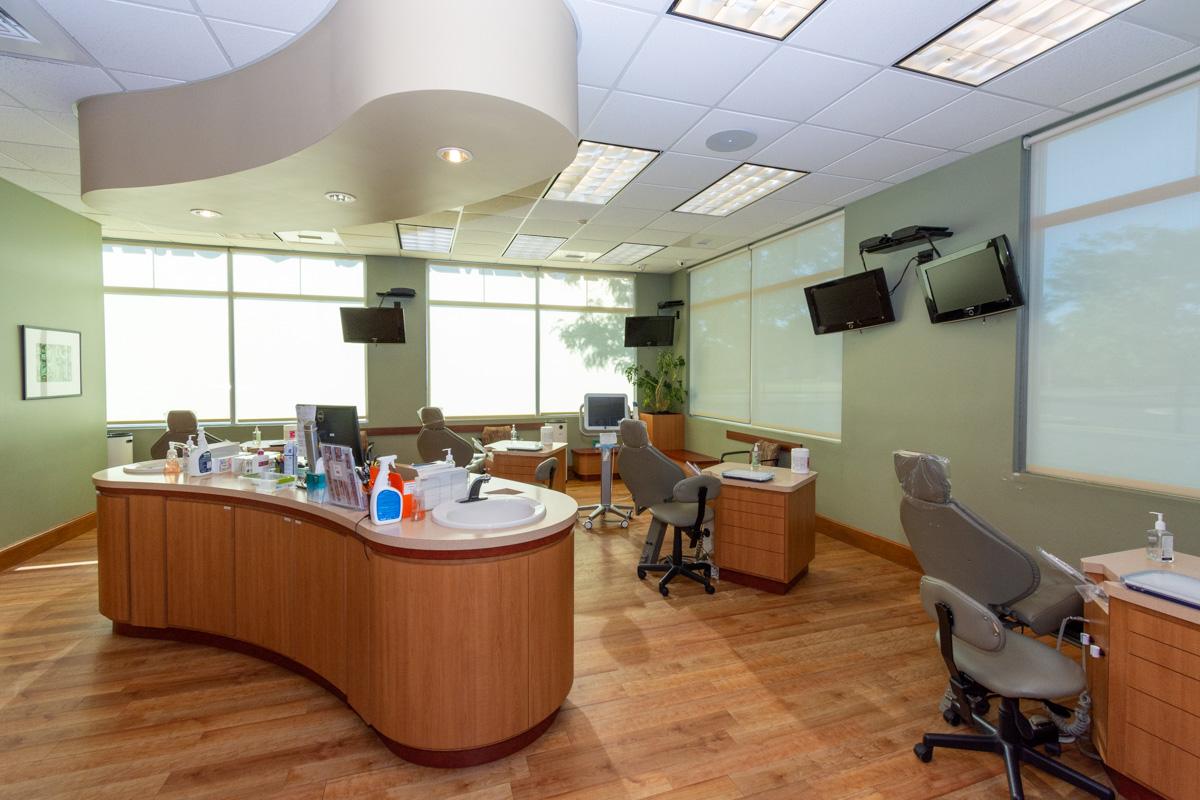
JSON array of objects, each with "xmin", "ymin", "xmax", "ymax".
[
  {"xmin": 427, "ymin": 264, "xmax": 634, "ymax": 416},
  {"xmin": 690, "ymin": 214, "xmax": 845, "ymax": 436},
  {"xmin": 102, "ymin": 245, "xmax": 366, "ymax": 424},
  {"xmin": 1025, "ymin": 78, "xmax": 1200, "ymax": 495}
]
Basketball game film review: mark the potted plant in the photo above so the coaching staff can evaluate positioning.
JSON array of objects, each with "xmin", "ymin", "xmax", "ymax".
[{"xmin": 620, "ymin": 351, "xmax": 686, "ymax": 450}]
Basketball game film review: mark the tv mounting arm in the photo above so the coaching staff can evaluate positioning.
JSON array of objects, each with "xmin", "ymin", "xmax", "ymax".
[{"xmin": 859, "ymin": 225, "xmax": 952, "ymax": 258}]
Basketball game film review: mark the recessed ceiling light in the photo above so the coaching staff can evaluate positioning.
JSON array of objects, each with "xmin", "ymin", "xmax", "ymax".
[
  {"xmin": 705, "ymin": 129, "xmax": 758, "ymax": 153},
  {"xmin": 437, "ymin": 147, "xmax": 473, "ymax": 164},
  {"xmin": 324, "ymin": 191, "xmax": 356, "ymax": 203},
  {"xmin": 398, "ymin": 224, "xmax": 454, "ymax": 253},
  {"xmin": 0, "ymin": 8, "xmax": 38, "ymax": 43},
  {"xmin": 668, "ymin": 0, "xmax": 826, "ymax": 40},
  {"xmin": 504, "ymin": 234, "xmax": 567, "ymax": 260},
  {"xmin": 595, "ymin": 243, "xmax": 666, "ymax": 266},
  {"xmin": 544, "ymin": 141, "xmax": 659, "ymax": 205},
  {"xmin": 898, "ymin": 0, "xmax": 1147, "ymax": 87},
  {"xmin": 675, "ymin": 163, "xmax": 806, "ymax": 217},
  {"xmin": 190, "ymin": 208, "xmax": 222, "ymax": 218}
]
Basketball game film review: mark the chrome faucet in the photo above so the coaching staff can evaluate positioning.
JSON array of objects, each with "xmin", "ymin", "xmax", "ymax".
[{"xmin": 459, "ymin": 474, "xmax": 491, "ymax": 503}]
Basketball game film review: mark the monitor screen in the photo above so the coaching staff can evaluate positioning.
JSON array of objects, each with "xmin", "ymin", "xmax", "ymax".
[
  {"xmin": 919, "ymin": 235, "xmax": 1023, "ymax": 324},
  {"xmin": 582, "ymin": 393, "xmax": 628, "ymax": 432},
  {"xmin": 624, "ymin": 315, "xmax": 675, "ymax": 347},
  {"xmin": 313, "ymin": 404, "xmax": 364, "ymax": 466},
  {"xmin": 803, "ymin": 268, "xmax": 896, "ymax": 335},
  {"xmin": 340, "ymin": 307, "xmax": 405, "ymax": 344}
]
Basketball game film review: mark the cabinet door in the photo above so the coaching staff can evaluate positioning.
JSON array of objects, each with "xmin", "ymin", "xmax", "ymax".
[
  {"xmin": 165, "ymin": 499, "xmax": 234, "ymax": 636},
  {"xmin": 292, "ymin": 520, "xmax": 346, "ymax": 689},
  {"xmin": 235, "ymin": 508, "xmax": 294, "ymax": 655},
  {"xmin": 96, "ymin": 493, "xmax": 130, "ymax": 622}
]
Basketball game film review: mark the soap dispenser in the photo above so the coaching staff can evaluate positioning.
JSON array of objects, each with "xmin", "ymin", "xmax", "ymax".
[
  {"xmin": 188, "ymin": 429, "xmax": 212, "ymax": 477},
  {"xmin": 1147, "ymin": 512, "xmax": 1174, "ymax": 561},
  {"xmin": 370, "ymin": 456, "xmax": 403, "ymax": 525},
  {"xmin": 443, "ymin": 447, "xmax": 455, "ymax": 467},
  {"xmin": 751, "ymin": 443, "xmax": 760, "ymax": 468},
  {"xmin": 510, "ymin": 423, "xmax": 518, "ymax": 441},
  {"xmin": 164, "ymin": 445, "xmax": 181, "ymax": 474}
]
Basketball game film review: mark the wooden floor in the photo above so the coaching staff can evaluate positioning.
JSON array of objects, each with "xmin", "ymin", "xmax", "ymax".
[{"xmin": 0, "ymin": 479, "xmax": 1117, "ymax": 799}]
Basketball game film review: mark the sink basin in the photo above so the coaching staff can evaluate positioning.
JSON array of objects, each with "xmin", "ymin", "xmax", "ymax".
[{"xmin": 431, "ymin": 496, "xmax": 546, "ymax": 530}]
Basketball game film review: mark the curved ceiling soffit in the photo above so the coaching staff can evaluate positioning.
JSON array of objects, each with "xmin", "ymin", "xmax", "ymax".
[{"xmin": 77, "ymin": 0, "xmax": 580, "ymax": 233}]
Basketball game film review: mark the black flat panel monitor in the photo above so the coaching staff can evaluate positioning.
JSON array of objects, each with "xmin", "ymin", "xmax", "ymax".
[
  {"xmin": 340, "ymin": 307, "xmax": 405, "ymax": 343},
  {"xmin": 804, "ymin": 268, "xmax": 896, "ymax": 335},
  {"xmin": 624, "ymin": 315, "xmax": 675, "ymax": 347},
  {"xmin": 313, "ymin": 404, "xmax": 364, "ymax": 466},
  {"xmin": 582, "ymin": 393, "xmax": 628, "ymax": 432},
  {"xmin": 919, "ymin": 235, "xmax": 1024, "ymax": 324}
]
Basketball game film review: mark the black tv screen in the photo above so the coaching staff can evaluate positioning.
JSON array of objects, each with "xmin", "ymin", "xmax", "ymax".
[
  {"xmin": 804, "ymin": 268, "xmax": 896, "ymax": 335},
  {"xmin": 624, "ymin": 315, "xmax": 674, "ymax": 347},
  {"xmin": 340, "ymin": 307, "xmax": 405, "ymax": 343},
  {"xmin": 919, "ymin": 235, "xmax": 1023, "ymax": 324}
]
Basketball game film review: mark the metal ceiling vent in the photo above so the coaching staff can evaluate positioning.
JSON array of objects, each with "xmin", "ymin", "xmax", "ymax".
[{"xmin": 0, "ymin": 7, "xmax": 37, "ymax": 43}]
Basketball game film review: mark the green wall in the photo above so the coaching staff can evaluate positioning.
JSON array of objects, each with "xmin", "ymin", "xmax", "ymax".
[
  {"xmin": 0, "ymin": 178, "xmax": 107, "ymax": 550},
  {"xmin": 683, "ymin": 139, "xmax": 1199, "ymax": 566}
]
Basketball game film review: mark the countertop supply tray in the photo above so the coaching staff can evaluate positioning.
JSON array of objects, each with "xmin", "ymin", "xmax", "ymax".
[
  {"xmin": 721, "ymin": 468, "xmax": 774, "ymax": 483},
  {"xmin": 1120, "ymin": 569, "xmax": 1200, "ymax": 611}
]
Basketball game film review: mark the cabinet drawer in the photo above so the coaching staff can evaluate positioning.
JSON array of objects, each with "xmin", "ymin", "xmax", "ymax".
[
  {"xmin": 1128, "ymin": 689, "xmax": 1200, "ymax": 759},
  {"xmin": 1128, "ymin": 655, "xmax": 1200, "ymax": 718},
  {"xmin": 1129, "ymin": 631, "xmax": 1200, "ymax": 682},
  {"xmin": 718, "ymin": 524, "xmax": 783, "ymax": 554},
  {"xmin": 1122, "ymin": 724, "xmax": 1200, "ymax": 800},
  {"xmin": 718, "ymin": 497, "xmax": 784, "ymax": 519},
  {"xmin": 717, "ymin": 541, "xmax": 785, "ymax": 581},
  {"xmin": 1128, "ymin": 606, "xmax": 1200, "ymax": 658},
  {"xmin": 716, "ymin": 508, "xmax": 785, "ymax": 535},
  {"xmin": 721, "ymin": 486, "xmax": 786, "ymax": 508}
]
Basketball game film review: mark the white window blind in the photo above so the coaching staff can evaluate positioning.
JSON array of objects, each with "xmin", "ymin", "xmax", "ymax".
[
  {"xmin": 1025, "ymin": 78, "xmax": 1200, "ymax": 495},
  {"xmin": 689, "ymin": 251, "xmax": 751, "ymax": 422}
]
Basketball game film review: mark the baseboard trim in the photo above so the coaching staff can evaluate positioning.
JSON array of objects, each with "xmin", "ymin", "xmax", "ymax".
[
  {"xmin": 0, "ymin": 511, "xmax": 97, "ymax": 573},
  {"xmin": 816, "ymin": 514, "xmax": 921, "ymax": 573}
]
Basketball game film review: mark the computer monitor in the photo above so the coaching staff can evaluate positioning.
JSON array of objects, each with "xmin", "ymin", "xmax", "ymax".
[
  {"xmin": 313, "ymin": 404, "xmax": 364, "ymax": 466},
  {"xmin": 340, "ymin": 307, "xmax": 405, "ymax": 343},
  {"xmin": 624, "ymin": 315, "xmax": 674, "ymax": 347},
  {"xmin": 582, "ymin": 393, "xmax": 628, "ymax": 432}
]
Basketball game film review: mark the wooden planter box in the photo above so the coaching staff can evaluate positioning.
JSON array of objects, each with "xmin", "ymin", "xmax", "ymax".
[{"xmin": 640, "ymin": 412, "xmax": 684, "ymax": 451}]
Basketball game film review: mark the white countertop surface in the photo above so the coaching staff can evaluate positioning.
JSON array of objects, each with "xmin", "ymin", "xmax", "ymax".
[{"xmin": 93, "ymin": 467, "xmax": 578, "ymax": 552}]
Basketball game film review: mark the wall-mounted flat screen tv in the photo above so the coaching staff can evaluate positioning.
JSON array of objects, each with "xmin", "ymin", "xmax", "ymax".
[
  {"xmin": 340, "ymin": 307, "xmax": 405, "ymax": 343},
  {"xmin": 804, "ymin": 268, "xmax": 896, "ymax": 335},
  {"xmin": 624, "ymin": 315, "xmax": 675, "ymax": 347},
  {"xmin": 919, "ymin": 235, "xmax": 1024, "ymax": 324}
]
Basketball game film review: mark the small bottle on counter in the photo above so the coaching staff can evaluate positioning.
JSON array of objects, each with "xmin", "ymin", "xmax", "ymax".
[
  {"xmin": 252, "ymin": 425, "xmax": 262, "ymax": 447},
  {"xmin": 510, "ymin": 423, "xmax": 518, "ymax": 441},
  {"xmin": 164, "ymin": 445, "xmax": 181, "ymax": 474}
]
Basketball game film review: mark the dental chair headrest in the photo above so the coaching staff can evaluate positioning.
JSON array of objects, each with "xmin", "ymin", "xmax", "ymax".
[
  {"xmin": 894, "ymin": 450, "xmax": 952, "ymax": 504},
  {"xmin": 619, "ymin": 418, "xmax": 649, "ymax": 448},
  {"xmin": 419, "ymin": 406, "xmax": 446, "ymax": 429}
]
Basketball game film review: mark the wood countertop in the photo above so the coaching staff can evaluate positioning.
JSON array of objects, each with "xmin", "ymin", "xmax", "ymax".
[
  {"xmin": 1081, "ymin": 547, "xmax": 1200, "ymax": 626},
  {"xmin": 701, "ymin": 464, "xmax": 818, "ymax": 494},
  {"xmin": 92, "ymin": 467, "xmax": 578, "ymax": 554}
]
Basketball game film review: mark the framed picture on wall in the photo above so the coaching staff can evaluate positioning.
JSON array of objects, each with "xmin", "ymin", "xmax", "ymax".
[{"xmin": 21, "ymin": 325, "xmax": 82, "ymax": 400}]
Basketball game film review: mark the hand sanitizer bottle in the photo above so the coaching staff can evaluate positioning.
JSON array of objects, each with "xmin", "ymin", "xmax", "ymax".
[
  {"xmin": 510, "ymin": 423, "xmax": 518, "ymax": 441},
  {"xmin": 253, "ymin": 425, "xmax": 262, "ymax": 447},
  {"xmin": 751, "ymin": 443, "xmax": 760, "ymax": 468},
  {"xmin": 188, "ymin": 428, "xmax": 212, "ymax": 477},
  {"xmin": 164, "ymin": 445, "xmax": 181, "ymax": 474},
  {"xmin": 1148, "ymin": 512, "xmax": 1168, "ymax": 561}
]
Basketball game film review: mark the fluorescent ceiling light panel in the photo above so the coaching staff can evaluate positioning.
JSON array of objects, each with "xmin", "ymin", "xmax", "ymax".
[
  {"xmin": 668, "ymin": 0, "xmax": 825, "ymax": 40},
  {"xmin": 898, "ymin": 0, "xmax": 1147, "ymax": 86},
  {"xmin": 0, "ymin": 7, "xmax": 37, "ymax": 42},
  {"xmin": 398, "ymin": 225, "xmax": 454, "ymax": 253},
  {"xmin": 675, "ymin": 163, "xmax": 806, "ymax": 217},
  {"xmin": 544, "ymin": 141, "xmax": 659, "ymax": 205},
  {"xmin": 504, "ymin": 234, "xmax": 567, "ymax": 259},
  {"xmin": 595, "ymin": 243, "xmax": 666, "ymax": 265}
]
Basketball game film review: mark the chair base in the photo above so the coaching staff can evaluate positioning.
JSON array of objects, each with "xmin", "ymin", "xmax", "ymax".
[
  {"xmin": 578, "ymin": 503, "xmax": 632, "ymax": 530},
  {"xmin": 638, "ymin": 557, "xmax": 714, "ymax": 596},
  {"xmin": 915, "ymin": 698, "xmax": 1113, "ymax": 800}
]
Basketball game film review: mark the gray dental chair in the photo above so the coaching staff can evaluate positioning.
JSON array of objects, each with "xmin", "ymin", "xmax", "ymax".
[
  {"xmin": 416, "ymin": 407, "xmax": 485, "ymax": 472},
  {"xmin": 893, "ymin": 451, "xmax": 1082, "ymax": 638}
]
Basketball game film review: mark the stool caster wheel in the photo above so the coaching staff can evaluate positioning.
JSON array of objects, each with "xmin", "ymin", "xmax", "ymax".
[
  {"xmin": 583, "ymin": 520, "xmax": 592, "ymax": 530},
  {"xmin": 660, "ymin": 586, "xmax": 669, "ymax": 597},
  {"xmin": 705, "ymin": 584, "xmax": 715, "ymax": 594},
  {"xmin": 637, "ymin": 568, "xmax": 646, "ymax": 579},
  {"xmin": 943, "ymin": 709, "xmax": 961, "ymax": 727},
  {"xmin": 620, "ymin": 520, "xmax": 628, "ymax": 528},
  {"xmin": 914, "ymin": 743, "xmax": 933, "ymax": 763},
  {"xmin": 1044, "ymin": 741, "xmax": 1061, "ymax": 757}
]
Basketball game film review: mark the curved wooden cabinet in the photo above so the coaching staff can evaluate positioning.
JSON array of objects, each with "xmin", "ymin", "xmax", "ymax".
[{"xmin": 93, "ymin": 472, "xmax": 575, "ymax": 766}]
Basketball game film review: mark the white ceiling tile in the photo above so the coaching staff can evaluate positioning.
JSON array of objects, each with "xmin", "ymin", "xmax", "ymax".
[
  {"xmin": 669, "ymin": 109, "xmax": 796, "ymax": 160},
  {"xmin": 0, "ymin": 150, "xmax": 25, "ymax": 168},
  {"xmin": 516, "ymin": 219, "xmax": 580, "ymax": 237},
  {"xmin": 770, "ymin": 173, "xmax": 872, "ymax": 205},
  {"xmin": 578, "ymin": 85, "xmax": 608, "ymax": 131},
  {"xmin": 36, "ymin": 0, "xmax": 231, "ymax": 81},
  {"xmin": 984, "ymin": 20, "xmax": 1195, "ymax": 108},
  {"xmin": 457, "ymin": 214, "xmax": 522, "ymax": 234},
  {"xmin": 958, "ymin": 109, "xmax": 1070, "ymax": 154},
  {"xmin": 617, "ymin": 227, "xmax": 686, "ymax": 246},
  {"xmin": 454, "ymin": 229, "xmax": 513, "ymax": 247},
  {"xmin": 0, "ymin": 142, "xmax": 77, "ymax": 173},
  {"xmin": 753, "ymin": 124, "xmax": 874, "ymax": 171},
  {"xmin": 336, "ymin": 222, "xmax": 395, "ymax": 237},
  {"xmin": 635, "ymin": 152, "xmax": 740, "ymax": 190},
  {"xmin": 696, "ymin": 215, "xmax": 776, "ymax": 237},
  {"xmin": 573, "ymin": 224, "xmax": 639, "ymax": 241},
  {"xmin": 37, "ymin": 190, "xmax": 94, "ymax": 213},
  {"xmin": 109, "ymin": 70, "xmax": 184, "ymax": 91},
  {"xmin": 0, "ymin": 106, "xmax": 78, "ymax": 147},
  {"xmin": 824, "ymin": 139, "xmax": 946, "ymax": 181},
  {"xmin": 575, "ymin": 0, "xmax": 664, "ymax": 13},
  {"xmin": 882, "ymin": 150, "xmax": 968, "ymax": 184},
  {"xmin": 1123, "ymin": 0, "xmax": 1200, "ymax": 42},
  {"xmin": 1062, "ymin": 48, "xmax": 1200, "ymax": 113},
  {"xmin": 124, "ymin": 0, "xmax": 195, "ymax": 11},
  {"xmin": 809, "ymin": 70, "xmax": 969, "ymax": 138},
  {"xmin": 451, "ymin": 243, "xmax": 506, "ymax": 257},
  {"xmin": 209, "ymin": 19, "xmax": 295, "ymax": 68},
  {"xmin": 721, "ymin": 48, "xmax": 878, "ymax": 123},
  {"xmin": 527, "ymin": 199, "xmax": 604, "ymax": 222},
  {"xmin": 0, "ymin": 55, "xmax": 121, "ymax": 113},
  {"xmin": 584, "ymin": 91, "xmax": 707, "ymax": 151},
  {"xmin": 0, "ymin": 166, "xmax": 71, "ymax": 193},
  {"xmin": 605, "ymin": 182, "xmax": 694, "ymax": 210},
  {"xmin": 588, "ymin": 205, "xmax": 664, "ymax": 227},
  {"xmin": 617, "ymin": 17, "xmax": 774, "ymax": 106},
  {"xmin": 721, "ymin": 197, "xmax": 811, "ymax": 225},
  {"xmin": 645, "ymin": 211, "xmax": 713, "ymax": 233},
  {"xmin": 891, "ymin": 93, "xmax": 1049, "ymax": 150},
  {"xmin": 830, "ymin": 181, "xmax": 892, "ymax": 206},
  {"xmin": 783, "ymin": 204, "xmax": 838, "ymax": 227},
  {"xmin": 45, "ymin": 171, "xmax": 80, "ymax": 192},
  {"xmin": 571, "ymin": 0, "xmax": 658, "ymax": 87},
  {"xmin": 31, "ymin": 110, "xmax": 78, "ymax": 141},
  {"xmin": 194, "ymin": 0, "xmax": 336, "ymax": 33},
  {"xmin": 787, "ymin": 0, "xmax": 984, "ymax": 65}
]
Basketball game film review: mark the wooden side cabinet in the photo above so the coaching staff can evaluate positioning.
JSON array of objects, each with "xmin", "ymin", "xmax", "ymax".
[
  {"xmin": 234, "ymin": 507, "xmax": 294, "ymax": 656},
  {"xmin": 165, "ymin": 499, "xmax": 235, "ymax": 637}
]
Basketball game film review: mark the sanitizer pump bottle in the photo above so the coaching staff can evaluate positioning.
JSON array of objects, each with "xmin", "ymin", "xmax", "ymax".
[
  {"xmin": 188, "ymin": 429, "xmax": 212, "ymax": 477},
  {"xmin": 370, "ymin": 456, "xmax": 403, "ymax": 526},
  {"xmin": 1148, "ymin": 512, "xmax": 1170, "ymax": 561},
  {"xmin": 751, "ymin": 443, "xmax": 760, "ymax": 468},
  {"xmin": 510, "ymin": 423, "xmax": 518, "ymax": 441}
]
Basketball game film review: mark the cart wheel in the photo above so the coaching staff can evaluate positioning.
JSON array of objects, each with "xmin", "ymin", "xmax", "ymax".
[
  {"xmin": 943, "ymin": 709, "xmax": 961, "ymax": 727},
  {"xmin": 1044, "ymin": 741, "xmax": 1061, "ymax": 757},
  {"xmin": 620, "ymin": 520, "xmax": 629, "ymax": 528},
  {"xmin": 914, "ymin": 744, "xmax": 933, "ymax": 763},
  {"xmin": 583, "ymin": 520, "xmax": 592, "ymax": 529},
  {"xmin": 705, "ymin": 584, "xmax": 715, "ymax": 594},
  {"xmin": 660, "ymin": 586, "xmax": 669, "ymax": 596},
  {"xmin": 637, "ymin": 568, "xmax": 646, "ymax": 579}
]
